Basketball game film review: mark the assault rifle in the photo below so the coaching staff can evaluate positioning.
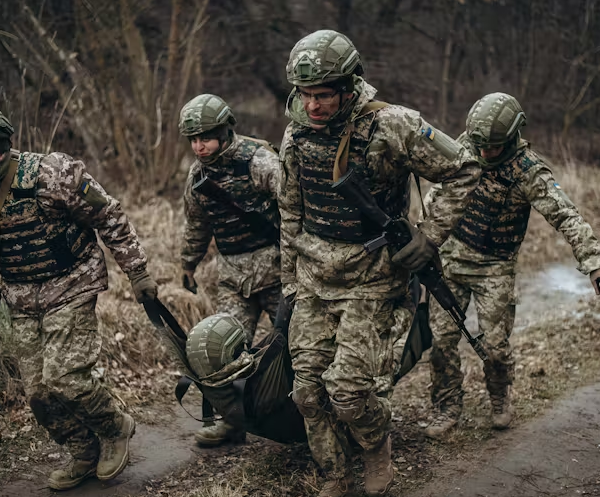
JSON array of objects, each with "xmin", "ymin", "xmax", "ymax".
[
  {"xmin": 331, "ymin": 169, "xmax": 488, "ymax": 363},
  {"xmin": 192, "ymin": 175, "xmax": 279, "ymax": 240}
]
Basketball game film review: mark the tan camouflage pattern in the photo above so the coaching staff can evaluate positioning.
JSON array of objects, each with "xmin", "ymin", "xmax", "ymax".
[
  {"xmin": 424, "ymin": 140, "xmax": 600, "ymax": 411},
  {"xmin": 181, "ymin": 132, "xmax": 280, "ymax": 278},
  {"xmin": 182, "ymin": 133, "xmax": 281, "ymax": 340},
  {"xmin": 278, "ymin": 78, "xmax": 481, "ymax": 299},
  {"xmin": 0, "ymin": 152, "xmax": 95, "ymax": 283},
  {"xmin": 280, "ymin": 78, "xmax": 479, "ymax": 479},
  {"xmin": 216, "ymin": 282, "xmax": 280, "ymax": 344},
  {"xmin": 289, "ymin": 296, "xmax": 395, "ymax": 478},
  {"xmin": 428, "ymin": 272, "xmax": 516, "ymax": 411},
  {"xmin": 1, "ymin": 150, "xmax": 148, "ymax": 312},
  {"xmin": 11, "ymin": 295, "xmax": 124, "ymax": 461},
  {"xmin": 423, "ymin": 142, "xmax": 600, "ymax": 276}
]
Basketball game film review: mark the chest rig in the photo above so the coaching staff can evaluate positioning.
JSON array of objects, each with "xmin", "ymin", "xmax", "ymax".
[
  {"xmin": 197, "ymin": 137, "xmax": 279, "ymax": 255},
  {"xmin": 292, "ymin": 103, "xmax": 408, "ymax": 243},
  {"xmin": 454, "ymin": 149, "xmax": 539, "ymax": 259},
  {"xmin": 0, "ymin": 152, "xmax": 95, "ymax": 283}
]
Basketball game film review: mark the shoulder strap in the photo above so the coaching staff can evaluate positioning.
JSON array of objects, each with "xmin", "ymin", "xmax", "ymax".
[
  {"xmin": 333, "ymin": 101, "xmax": 390, "ymax": 181},
  {"xmin": 414, "ymin": 174, "xmax": 427, "ymax": 219},
  {"xmin": 239, "ymin": 135, "xmax": 277, "ymax": 154},
  {"xmin": 0, "ymin": 158, "xmax": 18, "ymax": 211}
]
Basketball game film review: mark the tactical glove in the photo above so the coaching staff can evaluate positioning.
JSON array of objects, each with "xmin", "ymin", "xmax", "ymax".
[
  {"xmin": 391, "ymin": 220, "xmax": 438, "ymax": 272},
  {"xmin": 128, "ymin": 268, "xmax": 158, "ymax": 303},
  {"xmin": 590, "ymin": 268, "xmax": 600, "ymax": 295},
  {"xmin": 182, "ymin": 270, "xmax": 198, "ymax": 294}
]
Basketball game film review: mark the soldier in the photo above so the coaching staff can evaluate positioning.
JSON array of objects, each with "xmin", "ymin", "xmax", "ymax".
[
  {"xmin": 179, "ymin": 94, "xmax": 281, "ymax": 447},
  {"xmin": 0, "ymin": 111, "xmax": 158, "ymax": 489},
  {"xmin": 279, "ymin": 30, "xmax": 481, "ymax": 497},
  {"xmin": 423, "ymin": 92, "xmax": 600, "ymax": 439}
]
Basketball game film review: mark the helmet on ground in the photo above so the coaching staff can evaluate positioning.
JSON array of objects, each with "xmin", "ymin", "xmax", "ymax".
[
  {"xmin": 178, "ymin": 94, "xmax": 236, "ymax": 137},
  {"xmin": 186, "ymin": 313, "xmax": 247, "ymax": 378},
  {"xmin": 0, "ymin": 112, "xmax": 14, "ymax": 141},
  {"xmin": 286, "ymin": 30, "xmax": 364, "ymax": 87},
  {"xmin": 466, "ymin": 92, "xmax": 526, "ymax": 149}
]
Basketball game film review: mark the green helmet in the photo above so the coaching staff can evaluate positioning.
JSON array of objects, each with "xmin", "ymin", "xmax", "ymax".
[
  {"xmin": 0, "ymin": 112, "xmax": 14, "ymax": 141},
  {"xmin": 186, "ymin": 313, "xmax": 247, "ymax": 378},
  {"xmin": 466, "ymin": 92, "xmax": 526, "ymax": 149},
  {"xmin": 178, "ymin": 94, "xmax": 237, "ymax": 137},
  {"xmin": 286, "ymin": 30, "xmax": 364, "ymax": 87}
]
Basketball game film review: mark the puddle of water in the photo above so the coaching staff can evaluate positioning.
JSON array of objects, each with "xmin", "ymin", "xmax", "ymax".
[{"xmin": 463, "ymin": 262, "xmax": 593, "ymax": 333}]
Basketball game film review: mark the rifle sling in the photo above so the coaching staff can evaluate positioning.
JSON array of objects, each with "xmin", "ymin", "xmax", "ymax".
[{"xmin": 333, "ymin": 101, "xmax": 389, "ymax": 182}]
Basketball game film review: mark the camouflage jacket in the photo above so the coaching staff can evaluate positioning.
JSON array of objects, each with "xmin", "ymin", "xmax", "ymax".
[
  {"xmin": 423, "ymin": 138, "xmax": 600, "ymax": 276},
  {"xmin": 1, "ymin": 150, "xmax": 147, "ymax": 313},
  {"xmin": 278, "ymin": 78, "xmax": 481, "ymax": 300},
  {"xmin": 182, "ymin": 133, "xmax": 281, "ymax": 296}
]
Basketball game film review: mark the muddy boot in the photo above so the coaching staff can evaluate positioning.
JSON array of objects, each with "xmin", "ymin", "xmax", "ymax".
[
  {"xmin": 97, "ymin": 412, "xmax": 136, "ymax": 480},
  {"xmin": 424, "ymin": 408, "xmax": 460, "ymax": 439},
  {"xmin": 490, "ymin": 387, "xmax": 513, "ymax": 429},
  {"xmin": 363, "ymin": 434, "xmax": 394, "ymax": 496},
  {"xmin": 318, "ymin": 473, "xmax": 356, "ymax": 497},
  {"xmin": 48, "ymin": 459, "xmax": 97, "ymax": 490},
  {"xmin": 194, "ymin": 419, "xmax": 246, "ymax": 447}
]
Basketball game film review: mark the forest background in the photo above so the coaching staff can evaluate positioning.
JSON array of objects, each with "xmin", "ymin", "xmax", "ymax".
[{"xmin": 2, "ymin": 1, "xmax": 600, "ymax": 495}]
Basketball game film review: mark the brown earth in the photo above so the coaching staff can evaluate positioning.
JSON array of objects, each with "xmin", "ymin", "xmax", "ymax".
[{"xmin": 2, "ymin": 263, "xmax": 600, "ymax": 497}]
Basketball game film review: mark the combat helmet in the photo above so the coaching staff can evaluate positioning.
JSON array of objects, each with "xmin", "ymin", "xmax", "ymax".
[
  {"xmin": 466, "ymin": 92, "xmax": 526, "ymax": 164},
  {"xmin": 0, "ymin": 112, "xmax": 14, "ymax": 141},
  {"xmin": 286, "ymin": 30, "xmax": 364, "ymax": 87},
  {"xmin": 186, "ymin": 313, "xmax": 247, "ymax": 379},
  {"xmin": 178, "ymin": 94, "xmax": 236, "ymax": 137}
]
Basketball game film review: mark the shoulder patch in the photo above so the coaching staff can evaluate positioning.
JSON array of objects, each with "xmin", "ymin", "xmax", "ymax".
[{"xmin": 77, "ymin": 178, "xmax": 108, "ymax": 211}]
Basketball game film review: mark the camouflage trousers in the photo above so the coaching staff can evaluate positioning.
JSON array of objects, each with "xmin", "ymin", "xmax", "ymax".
[
  {"xmin": 289, "ymin": 295, "xmax": 395, "ymax": 478},
  {"xmin": 216, "ymin": 282, "xmax": 281, "ymax": 344},
  {"xmin": 12, "ymin": 295, "xmax": 124, "ymax": 461},
  {"xmin": 429, "ymin": 272, "xmax": 516, "ymax": 413}
]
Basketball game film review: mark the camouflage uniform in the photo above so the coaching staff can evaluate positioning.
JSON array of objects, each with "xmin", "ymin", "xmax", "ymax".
[
  {"xmin": 280, "ymin": 74, "xmax": 481, "ymax": 479},
  {"xmin": 181, "ymin": 132, "xmax": 281, "ymax": 342},
  {"xmin": 425, "ymin": 137, "xmax": 600, "ymax": 417},
  {"xmin": 2, "ymin": 150, "xmax": 147, "ymax": 461}
]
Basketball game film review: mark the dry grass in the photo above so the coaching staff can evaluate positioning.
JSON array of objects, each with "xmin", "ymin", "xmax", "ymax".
[{"xmin": 1, "ymin": 145, "xmax": 600, "ymax": 494}]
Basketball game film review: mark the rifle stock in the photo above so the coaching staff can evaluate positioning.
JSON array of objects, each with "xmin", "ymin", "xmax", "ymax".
[{"xmin": 331, "ymin": 169, "xmax": 489, "ymax": 363}]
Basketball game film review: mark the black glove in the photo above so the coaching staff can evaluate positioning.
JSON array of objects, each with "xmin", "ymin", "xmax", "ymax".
[
  {"xmin": 391, "ymin": 220, "xmax": 438, "ymax": 272},
  {"xmin": 182, "ymin": 270, "xmax": 197, "ymax": 294}
]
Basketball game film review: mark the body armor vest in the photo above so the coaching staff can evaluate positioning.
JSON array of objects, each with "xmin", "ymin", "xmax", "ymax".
[
  {"xmin": 292, "ymin": 111, "xmax": 409, "ymax": 242},
  {"xmin": 0, "ymin": 152, "xmax": 95, "ymax": 283},
  {"xmin": 199, "ymin": 138, "xmax": 279, "ymax": 255},
  {"xmin": 454, "ymin": 149, "xmax": 539, "ymax": 259}
]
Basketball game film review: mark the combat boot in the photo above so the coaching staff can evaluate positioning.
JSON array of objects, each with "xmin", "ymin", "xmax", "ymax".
[
  {"xmin": 425, "ymin": 412, "xmax": 458, "ymax": 439},
  {"xmin": 194, "ymin": 419, "xmax": 246, "ymax": 447},
  {"xmin": 490, "ymin": 387, "xmax": 513, "ymax": 429},
  {"xmin": 97, "ymin": 412, "xmax": 135, "ymax": 480},
  {"xmin": 318, "ymin": 473, "xmax": 356, "ymax": 497},
  {"xmin": 48, "ymin": 458, "xmax": 97, "ymax": 490},
  {"xmin": 363, "ymin": 434, "xmax": 394, "ymax": 496}
]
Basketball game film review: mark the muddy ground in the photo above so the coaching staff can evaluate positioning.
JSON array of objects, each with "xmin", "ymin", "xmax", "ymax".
[{"xmin": 2, "ymin": 262, "xmax": 600, "ymax": 497}]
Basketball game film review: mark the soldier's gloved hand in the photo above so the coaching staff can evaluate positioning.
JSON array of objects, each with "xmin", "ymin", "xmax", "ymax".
[
  {"xmin": 182, "ymin": 270, "xmax": 198, "ymax": 294},
  {"xmin": 391, "ymin": 220, "xmax": 438, "ymax": 272},
  {"xmin": 128, "ymin": 268, "xmax": 158, "ymax": 303},
  {"xmin": 590, "ymin": 268, "xmax": 600, "ymax": 295}
]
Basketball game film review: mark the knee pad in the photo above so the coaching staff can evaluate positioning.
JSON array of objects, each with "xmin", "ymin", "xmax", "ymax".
[
  {"xmin": 331, "ymin": 394, "xmax": 378, "ymax": 423},
  {"xmin": 291, "ymin": 377, "xmax": 328, "ymax": 420}
]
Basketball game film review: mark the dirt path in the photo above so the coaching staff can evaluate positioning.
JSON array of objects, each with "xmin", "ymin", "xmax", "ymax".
[
  {"xmin": 411, "ymin": 382, "xmax": 600, "ymax": 497},
  {"xmin": 1, "ymin": 263, "xmax": 598, "ymax": 497},
  {"xmin": 0, "ymin": 408, "xmax": 203, "ymax": 497}
]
